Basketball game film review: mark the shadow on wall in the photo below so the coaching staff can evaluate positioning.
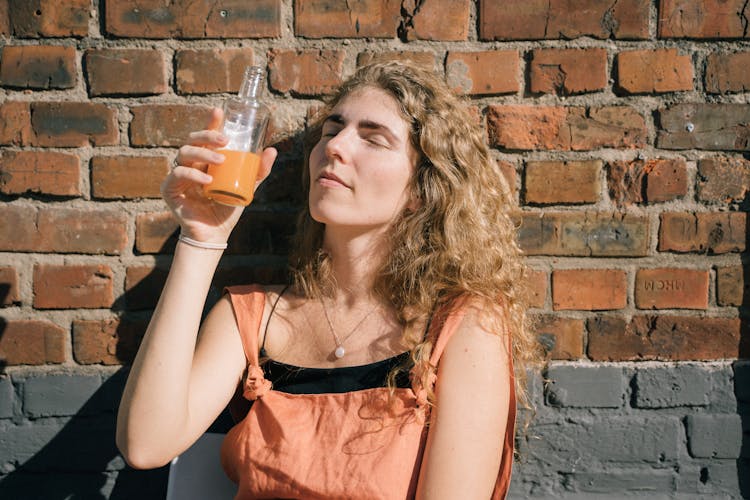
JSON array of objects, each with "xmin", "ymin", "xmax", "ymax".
[
  {"xmin": 0, "ymin": 143, "xmax": 303, "ymax": 498},
  {"xmin": 739, "ymin": 210, "xmax": 750, "ymax": 497}
]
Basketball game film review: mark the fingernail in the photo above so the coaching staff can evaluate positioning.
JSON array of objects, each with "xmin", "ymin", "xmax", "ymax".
[
  {"xmin": 212, "ymin": 153, "xmax": 225, "ymax": 163},
  {"xmin": 217, "ymin": 134, "xmax": 229, "ymax": 143},
  {"xmin": 202, "ymin": 173, "xmax": 213, "ymax": 182}
]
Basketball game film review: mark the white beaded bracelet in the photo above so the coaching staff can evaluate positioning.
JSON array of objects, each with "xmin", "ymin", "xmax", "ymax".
[{"xmin": 178, "ymin": 233, "xmax": 228, "ymax": 250}]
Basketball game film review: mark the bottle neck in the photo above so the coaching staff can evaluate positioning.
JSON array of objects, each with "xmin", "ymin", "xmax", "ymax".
[{"xmin": 238, "ymin": 67, "xmax": 263, "ymax": 100}]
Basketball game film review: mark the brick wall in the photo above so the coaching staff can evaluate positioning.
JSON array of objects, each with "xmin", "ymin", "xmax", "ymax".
[{"xmin": 0, "ymin": 0, "xmax": 748, "ymax": 498}]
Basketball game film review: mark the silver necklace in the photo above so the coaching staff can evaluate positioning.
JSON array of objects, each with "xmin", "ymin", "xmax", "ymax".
[{"xmin": 319, "ymin": 297, "xmax": 379, "ymax": 359}]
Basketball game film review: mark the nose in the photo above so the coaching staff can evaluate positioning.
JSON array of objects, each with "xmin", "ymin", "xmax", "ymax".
[{"xmin": 324, "ymin": 127, "xmax": 353, "ymax": 163}]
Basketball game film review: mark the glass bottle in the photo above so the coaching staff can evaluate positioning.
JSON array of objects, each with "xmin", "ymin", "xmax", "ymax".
[{"xmin": 203, "ymin": 66, "xmax": 270, "ymax": 206}]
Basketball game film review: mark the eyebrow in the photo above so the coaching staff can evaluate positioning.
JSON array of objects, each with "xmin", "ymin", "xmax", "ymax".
[{"xmin": 323, "ymin": 113, "xmax": 402, "ymax": 145}]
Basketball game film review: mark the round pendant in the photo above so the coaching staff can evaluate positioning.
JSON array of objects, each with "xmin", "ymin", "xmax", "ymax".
[{"xmin": 334, "ymin": 345, "xmax": 346, "ymax": 359}]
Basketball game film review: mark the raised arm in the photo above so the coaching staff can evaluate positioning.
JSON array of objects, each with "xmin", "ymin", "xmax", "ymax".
[
  {"xmin": 416, "ymin": 307, "xmax": 513, "ymax": 499},
  {"xmin": 116, "ymin": 109, "xmax": 277, "ymax": 468}
]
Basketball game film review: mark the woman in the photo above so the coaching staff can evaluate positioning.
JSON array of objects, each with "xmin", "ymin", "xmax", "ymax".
[{"xmin": 116, "ymin": 61, "xmax": 538, "ymax": 499}]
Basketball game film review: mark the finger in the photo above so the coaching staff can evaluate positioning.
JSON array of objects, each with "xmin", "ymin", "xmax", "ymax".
[
  {"xmin": 255, "ymin": 147, "xmax": 278, "ymax": 185},
  {"xmin": 171, "ymin": 165, "xmax": 213, "ymax": 185},
  {"xmin": 177, "ymin": 145, "xmax": 226, "ymax": 167},
  {"xmin": 187, "ymin": 129, "xmax": 229, "ymax": 148},
  {"xmin": 207, "ymin": 107, "xmax": 223, "ymax": 131}
]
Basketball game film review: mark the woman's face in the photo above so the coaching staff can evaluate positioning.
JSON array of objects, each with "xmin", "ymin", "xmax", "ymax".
[{"xmin": 308, "ymin": 86, "xmax": 418, "ymax": 232}]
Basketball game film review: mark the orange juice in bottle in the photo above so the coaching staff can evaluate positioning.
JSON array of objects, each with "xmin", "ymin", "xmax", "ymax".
[{"xmin": 204, "ymin": 66, "xmax": 269, "ymax": 206}]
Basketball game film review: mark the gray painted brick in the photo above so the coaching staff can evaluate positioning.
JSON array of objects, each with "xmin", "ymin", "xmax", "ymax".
[
  {"xmin": 23, "ymin": 375, "xmax": 101, "ymax": 417},
  {"xmin": 704, "ymin": 460, "xmax": 743, "ymax": 495},
  {"xmin": 566, "ymin": 468, "xmax": 675, "ymax": 493},
  {"xmin": 545, "ymin": 365, "xmax": 623, "ymax": 408},
  {"xmin": 0, "ymin": 378, "xmax": 13, "ymax": 419},
  {"xmin": 686, "ymin": 414, "xmax": 743, "ymax": 458},
  {"xmin": 633, "ymin": 365, "xmax": 709, "ymax": 408},
  {"xmin": 734, "ymin": 362, "xmax": 750, "ymax": 403},
  {"xmin": 0, "ymin": 422, "xmax": 63, "ymax": 469}
]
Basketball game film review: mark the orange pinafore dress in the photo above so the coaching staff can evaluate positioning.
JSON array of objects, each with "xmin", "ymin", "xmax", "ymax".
[{"xmin": 220, "ymin": 285, "xmax": 516, "ymax": 499}]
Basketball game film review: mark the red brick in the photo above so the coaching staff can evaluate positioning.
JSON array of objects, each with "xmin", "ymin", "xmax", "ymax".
[
  {"xmin": 0, "ymin": 150, "xmax": 80, "ymax": 196},
  {"xmin": 130, "ymin": 105, "xmax": 213, "ymax": 147},
  {"xmin": 697, "ymin": 157, "xmax": 750, "ymax": 203},
  {"xmin": 85, "ymin": 49, "xmax": 167, "ymax": 96},
  {"xmin": 658, "ymin": 104, "xmax": 750, "ymax": 151},
  {"xmin": 0, "ymin": 266, "xmax": 20, "ymax": 306},
  {"xmin": 487, "ymin": 105, "xmax": 646, "ymax": 151},
  {"xmin": 124, "ymin": 266, "xmax": 169, "ymax": 310},
  {"xmin": 519, "ymin": 211, "xmax": 649, "ymax": 257},
  {"xmin": 73, "ymin": 318, "xmax": 148, "ymax": 365},
  {"xmin": 659, "ymin": 212, "xmax": 746, "ymax": 254},
  {"xmin": 105, "ymin": 0, "xmax": 281, "ymax": 39},
  {"xmin": 532, "ymin": 314, "xmax": 584, "ymax": 360},
  {"xmin": 0, "ymin": 320, "xmax": 66, "ymax": 365},
  {"xmin": 716, "ymin": 265, "xmax": 746, "ymax": 307},
  {"xmin": 659, "ymin": 0, "xmax": 748, "ymax": 38},
  {"xmin": 497, "ymin": 160, "xmax": 517, "ymax": 195},
  {"xmin": 8, "ymin": 0, "xmax": 88, "ymax": 37},
  {"xmin": 552, "ymin": 269, "xmax": 627, "ymax": 310},
  {"xmin": 635, "ymin": 268, "xmax": 709, "ymax": 309},
  {"xmin": 526, "ymin": 269, "xmax": 547, "ymax": 308},
  {"xmin": 294, "ymin": 0, "xmax": 401, "ymax": 38},
  {"xmin": 268, "ymin": 49, "xmax": 344, "ymax": 96},
  {"xmin": 175, "ymin": 48, "xmax": 255, "ymax": 95},
  {"xmin": 588, "ymin": 315, "xmax": 744, "ymax": 361},
  {"xmin": 446, "ymin": 51, "xmax": 518, "ymax": 95},
  {"xmin": 0, "ymin": 206, "xmax": 128, "ymax": 254},
  {"xmin": 33, "ymin": 264, "xmax": 114, "ymax": 309},
  {"xmin": 135, "ymin": 211, "xmax": 178, "ymax": 254},
  {"xmin": 524, "ymin": 160, "xmax": 601, "ymax": 205},
  {"xmin": 91, "ymin": 155, "xmax": 168, "ymax": 199},
  {"xmin": 403, "ymin": 0, "xmax": 470, "ymax": 41},
  {"xmin": 0, "ymin": 0, "xmax": 9, "ymax": 36},
  {"xmin": 617, "ymin": 49, "xmax": 693, "ymax": 94},
  {"xmin": 31, "ymin": 102, "xmax": 118, "ymax": 147},
  {"xmin": 480, "ymin": 0, "xmax": 649, "ymax": 40},
  {"xmin": 357, "ymin": 51, "xmax": 436, "ymax": 70},
  {"xmin": 608, "ymin": 158, "xmax": 688, "ymax": 205},
  {"xmin": 530, "ymin": 48, "xmax": 607, "ymax": 95},
  {"xmin": 706, "ymin": 52, "xmax": 750, "ymax": 93},
  {"xmin": 0, "ymin": 101, "xmax": 32, "ymax": 146},
  {"xmin": 0, "ymin": 45, "xmax": 76, "ymax": 89}
]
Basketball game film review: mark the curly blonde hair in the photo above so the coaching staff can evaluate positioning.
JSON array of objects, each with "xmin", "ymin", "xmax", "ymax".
[{"xmin": 290, "ymin": 61, "xmax": 541, "ymax": 407}]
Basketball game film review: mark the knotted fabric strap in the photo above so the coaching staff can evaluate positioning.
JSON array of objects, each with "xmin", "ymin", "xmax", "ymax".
[{"xmin": 225, "ymin": 285, "xmax": 270, "ymax": 399}]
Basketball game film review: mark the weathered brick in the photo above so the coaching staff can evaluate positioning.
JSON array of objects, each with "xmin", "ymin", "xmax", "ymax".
[
  {"xmin": 706, "ymin": 51, "xmax": 750, "ymax": 93},
  {"xmin": 487, "ymin": 105, "xmax": 647, "ymax": 151},
  {"xmin": 85, "ymin": 49, "xmax": 168, "ymax": 96},
  {"xmin": 658, "ymin": 104, "xmax": 750, "ymax": 151},
  {"xmin": 608, "ymin": 158, "xmax": 688, "ymax": 205},
  {"xmin": 8, "ymin": 0, "xmax": 89, "ymax": 37},
  {"xmin": 446, "ymin": 51, "xmax": 518, "ymax": 95},
  {"xmin": 634, "ymin": 366, "xmax": 710, "ymax": 407},
  {"xmin": 31, "ymin": 102, "xmax": 118, "ymax": 147},
  {"xmin": 697, "ymin": 157, "xmax": 750, "ymax": 203},
  {"xmin": 268, "ymin": 49, "xmax": 344, "ymax": 96},
  {"xmin": 0, "ymin": 0, "xmax": 9, "ymax": 36},
  {"xmin": 530, "ymin": 48, "xmax": 608, "ymax": 95},
  {"xmin": 0, "ymin": 150, "xmax": 80, "ymax": 196},
  {"xmin": 91, "ymin": 155, "xmax": 168, "ymax": 199},
  {"xmin": 294, "ymin": 0, "xmax": 400, "ymax": 38},
  {"xmin": 357, "ymin": 51, "xmax": 436, "ymax": 70},
  {"xmin": 135, "ymin": 211, "xmax": 178, "ymax": 254},
  {"xmin": 33, "ymin": 264, "xmax": 114, "ymax": 309},
  {"xmin": 0, "ymin": 206, "xmax": 128, "ymax": 255},
  {"xmin": 686, "ymin": 414, "xmax": 744, "ymax": 458},
  {"xmin": 659, "ymin": 212, "xmax": 746, "ymax": 254},
  {"xmin": 546, "ymin": 365, "xmax": 623, "ymax": 407},
  {"xmin": 0, "ymin": 45, "xmax": 76, "ymax": 89},
  {"xmin": 0, "ymin": 320, "xmax": 66, "ymax": 365},
  {"xmin": 72, "ymin": 318, "xmax": 148, "ymax": 365},
  {"xmin": 480, "ymin": 0, "xmax": 649, "ymax": 40},
  {"xmin": 105, "ymin": 0, "xmax": 281, "ymax": 39},
  {"xmin": 0, "ymin": 101, "xmax": 32, "ymax": 146},
  {"xmin": 524, "ymin": 160, "xmax": 600, "ymax": 205},
  {"xmin": 0, "ymin": 266, "xmax": 19, "ymax": 306},
  {"xmin": 526, "ymin": 269, "xmax": 547, "ymax": 308},
  {"xmin": 23, "ymin": 374, "xmax": 101, "ymax": 417},
  {"xmin": 567, "ymin": 469, "xmax": 676, "ymax": 493},
  {"xmin": 616, "ymin": 48, "xmax": 694, "ymax": 94},
  {"xmin": 518, "ymin": 211, "xmax": 650, "ymax": 257},
  {"xmin": 175, "ymin": 48, "xmax": 255, "ymax": 95},
  {"xmin": 588, "ymin": 315, "xmax": 743, "ymax": 361},
  {"xmin": 532, "ymin": 315, "xmax": 584, "ymax": 360},
  {"xmin": 659, "ymin": 0, "xmax": 748, "ymax": 38},
  {"xmin": 402, "ymin": 0, "xmax": 470, "ymax": 41},
  {"xmin": 716, "ymin": 265, "xmax": 746, "ymax": 307},
  {"xmin": 124, "ymin": 266, "xmax": 169, "ymax": 310},
  {"xmin": 497, "ymin": 160, "xmax": 517, "ymax": 196},
  {"xmin": 635, "ymin": 268, "xmax": 710, "ymax": 309},
  {"xmin": 130, "ymin": 105, "xmax": 213, "ymax": 147},
  {"xmin": 0, "ymin": 377, "xmax": 13, "ymax": 418},
  {"xmin": 552, "ymin": 269, "xmax": 627, "ymax": 311}
]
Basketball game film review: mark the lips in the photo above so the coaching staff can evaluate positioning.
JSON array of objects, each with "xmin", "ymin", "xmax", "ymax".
[{"xmin": 317, "ymin": 170, "xmax": 350, "ymax": 188}]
